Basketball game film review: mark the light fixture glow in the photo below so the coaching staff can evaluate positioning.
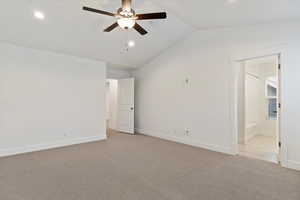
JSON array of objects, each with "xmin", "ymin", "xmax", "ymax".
[
  {"xmin": 117, "ymin": 18, "xmax": 136, "ymax": 29},
  {"xmin": 128, "ymin": 40, "xmax": 135, "ymax": 48},
  {"xmin": 34, "ymin": 11, "xmax": 45, "ymax": 20}
]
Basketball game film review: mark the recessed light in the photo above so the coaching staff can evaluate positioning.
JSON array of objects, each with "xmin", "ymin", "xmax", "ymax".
[
  {"xmin": 34, "ymin": 11, "xmax": 45, "ymax": 20},
  {"xmin": 128, "ymin": 40, "xmax": 135, "ymax": 48}
]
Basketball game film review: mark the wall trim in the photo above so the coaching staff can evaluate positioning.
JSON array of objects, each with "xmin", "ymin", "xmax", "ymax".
[
  {"xmin": 286, "ymin": 160, "xmax": 300, "ymax": 171},
  {"xmin": 0, "ymin": 135, "xmax": 107, "ymax": 158},
  {"xmin": 136, "ymin": 128, "xmax": 235, "ymax": 155}
]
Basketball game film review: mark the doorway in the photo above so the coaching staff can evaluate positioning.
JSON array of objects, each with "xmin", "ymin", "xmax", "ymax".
[
  {"xmin": 106, "ymin": 78, "xmax": 135, "ymax": 137},
  {"xmin": 237, "ymin": 55, "xmax": 280, "ymax": 163}
]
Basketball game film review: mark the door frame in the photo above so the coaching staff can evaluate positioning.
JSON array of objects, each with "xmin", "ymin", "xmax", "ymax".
[{"xmin": 230, "ymin": 45, "xmax": 288, "ymax": 167}]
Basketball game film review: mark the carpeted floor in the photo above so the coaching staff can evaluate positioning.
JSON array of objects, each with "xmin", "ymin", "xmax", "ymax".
[{"xmin": 0, "ymin": 130, "xmax": 299, "ymax": 200}]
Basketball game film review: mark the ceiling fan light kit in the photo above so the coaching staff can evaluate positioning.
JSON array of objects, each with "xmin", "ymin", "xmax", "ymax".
[
  {"xmin": 83, "ymin": 0, "xmax": 167, "ymax": 36},
  {"xmin": 117, "ymin": 18, "xmax": 136, "ymax": 29}
]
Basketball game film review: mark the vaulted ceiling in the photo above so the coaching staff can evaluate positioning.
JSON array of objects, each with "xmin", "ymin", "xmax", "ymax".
[{"xmin": 0, "ymin": 0, "xmax": 299, "ymax": 69}]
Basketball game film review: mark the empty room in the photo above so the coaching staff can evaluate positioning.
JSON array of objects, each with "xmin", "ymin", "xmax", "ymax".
[{"xmin": 1, "ymin": 1, "xmax": 300, "ymax": 200}]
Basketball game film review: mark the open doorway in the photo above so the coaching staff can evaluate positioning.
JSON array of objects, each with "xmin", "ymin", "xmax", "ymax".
[
  {"xmin": 238, "ymin": 55, "xmax": 280, "ymax": 163},
  {"xmin": 106, "ymin": 78, "xmax": 135, "ymax": 137}
]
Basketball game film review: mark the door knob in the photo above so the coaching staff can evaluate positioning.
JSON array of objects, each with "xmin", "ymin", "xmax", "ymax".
[{"xmin": 130, "ymin": 107, "xmax": 134, "ymax": 110}]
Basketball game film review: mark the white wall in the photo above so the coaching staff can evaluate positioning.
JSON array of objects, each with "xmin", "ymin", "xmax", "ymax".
[
  {"xmin": 0, "ymin": 42, "xmax": 107, "ymax": 157},
  {"xmin": 133, "ymin": 21, "xmax": 300, "ymax": 170}
]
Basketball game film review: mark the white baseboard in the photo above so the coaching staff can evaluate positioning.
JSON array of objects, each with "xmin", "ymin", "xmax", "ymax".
[
  {"xmin": 0, "ymin": 135, "xmax": 107, "ymax": 158},
  {"xmin": 136, "ymin": 129, "xmax": 300, "ymax": 171},
  {"xmin": 286, "ymin": 160, "xmax": 300, "ymax": 171},
  {"xmin": 136, "ymin": 128, "xmax": 235, "ymax": 155}
]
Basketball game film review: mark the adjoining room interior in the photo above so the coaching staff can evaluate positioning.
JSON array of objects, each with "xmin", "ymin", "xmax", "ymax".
[
  {"xmin": 106, "ymin": 79, "xmax": 119, "ymax": 135},
  {"xmin": 238, "ymin": 55, "xmax": 279, "ymax": 163},
  {"xmin": 1, "ymin": 0, "xmax": 300, "ymax": 200}
]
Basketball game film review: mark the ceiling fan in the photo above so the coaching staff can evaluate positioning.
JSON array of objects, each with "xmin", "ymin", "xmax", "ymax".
[{"xmin": 83, "ymin": 0, "xmax": 167, "ymax": 35}]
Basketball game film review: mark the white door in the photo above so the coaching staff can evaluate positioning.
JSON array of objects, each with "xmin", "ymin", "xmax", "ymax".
[{"xmin": 117, "ymin": 78, "xmax": 135, "ymax": 134}]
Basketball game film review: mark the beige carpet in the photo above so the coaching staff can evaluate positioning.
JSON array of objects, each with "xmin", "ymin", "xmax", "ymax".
[{"xmin": 0, "ymin": 130, "xmax": 299, "ymax": 200}]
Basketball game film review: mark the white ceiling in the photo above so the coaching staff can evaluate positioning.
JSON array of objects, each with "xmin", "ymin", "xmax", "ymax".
[
  {"xmin": 154, "ymin": 0, "xmax": 300, "ymax": 29},
  {"xmin": 0, "ymin": 0, "xmax": 299, "ymax": 69}
]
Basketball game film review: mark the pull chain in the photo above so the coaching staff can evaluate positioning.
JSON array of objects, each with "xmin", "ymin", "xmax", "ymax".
[{"xmin": 125, "ymin": 29, "xmax": 130, "ymax": 52}]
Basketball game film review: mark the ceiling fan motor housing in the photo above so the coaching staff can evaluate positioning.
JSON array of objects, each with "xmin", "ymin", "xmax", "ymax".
[
  {"xmin": 117, "ymin": 8, "xmax": 136, "ymax": 29},
  {"xmin": 118, "ymin": 8, "xmax": 135, "ymax": 18}
]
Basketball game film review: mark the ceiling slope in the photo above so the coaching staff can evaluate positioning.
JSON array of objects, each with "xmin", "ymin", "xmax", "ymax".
[
  {"xmin": 0, "ymin": 0, "xmax": 194, "ymax": 69},
  {"xmin": 0, "ymin": 0, "xmax": 299, "ymax": 69}
]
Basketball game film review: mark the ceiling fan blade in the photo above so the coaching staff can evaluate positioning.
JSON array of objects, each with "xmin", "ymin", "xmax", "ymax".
[
  {"xmin": 104, "ymin": 23, "xmax": 119, "ymax": 32},
  {"xmin": 136, "ymin": 12, "xmax": 167, "ymax": 20},
  {"xmin": 133, "ymin": 23, "xmax": 148, "ymax": 35},
  {"xmin": 83, "ymin": 6, "xmax": 115, "ymax": 17},
  {"xmin": 122, "ymin": 0, "xmax": 132, "ymax": 10}
]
